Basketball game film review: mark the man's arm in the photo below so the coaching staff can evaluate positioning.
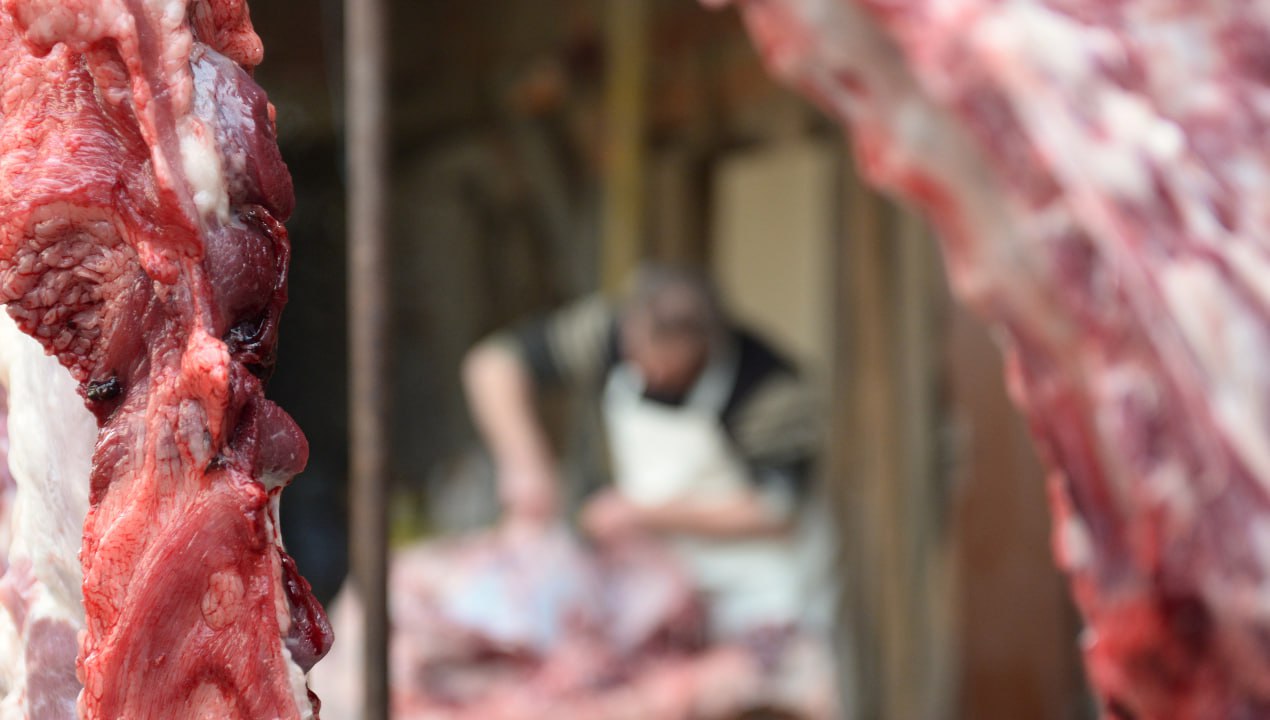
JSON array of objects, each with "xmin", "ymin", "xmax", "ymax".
[
  {"xmin": 462, "ymin": 294, "xmax": 617, "ymax": 526},
  {"xmin": 462, "ymin": 339, "xmax": 558, "ymax": 524},
  {"xmin": 583, "ymin": 482, "xmax": 795, "ymax": 542},
  {"xmin": 638, "ymin": 491, "xmax": 795, "ymax": 538}
]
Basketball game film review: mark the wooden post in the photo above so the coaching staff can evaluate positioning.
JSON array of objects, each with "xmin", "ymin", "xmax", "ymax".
[
  {"xmin": 832, "ymin": 155, "xmax": 887, "ymax": 720},
  {"xmin": 346, "ymin": 0, "xmax": 390, "ymax": 715},
  {"xmin": 833, "ymin": 156, "xmax": 954, "ymax": 720},
  {"xmin": 601, "ymin": 0, "xmax": 647, "ymax": 291},
  {"xmin": 895, "ymin": 206, "xmax": 957, "ymax": 720}
]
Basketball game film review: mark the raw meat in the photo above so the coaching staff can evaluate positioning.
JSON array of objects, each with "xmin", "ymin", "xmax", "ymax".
[
  {"xmin": 0, "ymin": 312, "xmax": 96, "ymax": 720},
  {"xmin": 313, "ymin": 530, "xmax": 702, "ymax": 718},
  {"xmin": 312, "ymin": 529, "xmax": 839, "ymax": 719},
  {"xmin": 0, "ymin": 0, "xmax": 331, "ymax": 717},
  {"xmin": 709, "ymin": 0, "xmax": 1270, "ymax": 717},
  {"xmin": 0, "ymin": 366, "xmax": 12, "ymax": 577}
]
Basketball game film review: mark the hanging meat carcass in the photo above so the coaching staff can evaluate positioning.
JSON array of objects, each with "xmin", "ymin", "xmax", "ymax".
[
  {"xmin": 0, "ymin": 0, "xmax": 330, "ymax": 717},
  {"xmin": 708, "ymin": 0, "xmax": 1270, "ymax": 717}
]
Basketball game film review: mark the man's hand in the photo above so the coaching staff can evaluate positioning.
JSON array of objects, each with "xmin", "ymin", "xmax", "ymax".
[
  {"xmin": 585, "ymin": 490, "xmax": 794, "ymax": 541},
  {"xmin": 499, "ymin": 461, "xmax": 558, "ymax": 529},
  {"xmin": 581, "ymin": 489, "xmax": 646, "ymax": 543},
  {"xmin": 462, "ymin": 340, "xmax": 561, "ymax": 530}
]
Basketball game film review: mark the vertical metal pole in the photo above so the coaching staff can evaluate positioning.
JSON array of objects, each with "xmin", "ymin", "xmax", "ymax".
[
  {"xmin": 601, "ymin": 0, "xmax": 647, "ymax": 292},
  {"xmin": 345, "ymin": 0, "xmax": 389, "ymax": 716}
]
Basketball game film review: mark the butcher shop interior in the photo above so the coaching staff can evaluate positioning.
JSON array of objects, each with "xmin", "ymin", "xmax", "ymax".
[
  {"xmin": 246, "ymin": 0, "xmax": 1093, "ymax": 717},
  {"xmin": 0, "ymin": 0, "xmax": 1260, "ymax": 718}
]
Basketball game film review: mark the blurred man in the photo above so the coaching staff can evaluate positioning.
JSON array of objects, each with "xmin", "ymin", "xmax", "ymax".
[{"xmin": 463, "ymin": 263, "xmax": 829, "ymax": 643}]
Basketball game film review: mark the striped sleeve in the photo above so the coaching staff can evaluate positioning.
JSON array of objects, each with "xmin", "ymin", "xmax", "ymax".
[
  {"xmin": 728, "ymin": 373, "xmax": 823, "ymax": 512},
  {"xmin": 487, "ymin": 293, "xmax": 618, "ymax": 387}
]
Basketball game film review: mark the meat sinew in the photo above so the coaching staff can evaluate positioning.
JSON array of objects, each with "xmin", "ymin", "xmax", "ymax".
[
  {"xmin": 0, "ymin": 0, "xmax": 331, "ymax": 717},
  {"xmin": 709, "ymin": 0, "xmax": 1270, "ymax": 717}
]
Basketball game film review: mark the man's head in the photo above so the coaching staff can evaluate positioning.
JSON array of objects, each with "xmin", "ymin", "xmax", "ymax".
[{"xmin": 620, "ymin": 264, "xmax": 725, "ymax": 397}]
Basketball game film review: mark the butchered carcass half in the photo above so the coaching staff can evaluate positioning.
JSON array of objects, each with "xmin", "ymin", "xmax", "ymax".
[
  {"xmin": 710, "ymin": 0, "xmax": 1270, "ymax": 717},
  {"xmin": 0, "ymin": 1, "xmax": 331, "ymax": 718}
]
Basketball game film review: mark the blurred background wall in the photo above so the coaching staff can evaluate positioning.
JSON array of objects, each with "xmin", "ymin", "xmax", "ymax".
[{"xmin": 247, "ymin": 1, "xmax": 1091, "ymax": 717}]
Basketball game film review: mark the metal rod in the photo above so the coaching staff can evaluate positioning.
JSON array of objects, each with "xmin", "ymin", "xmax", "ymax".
[
  {"xmin": 600, "ymin": 0, "xmax": 647, "ymax": 291},
  {"xmin": 345, "ymin": 0, "xmax": 389, "ymax": 715}
]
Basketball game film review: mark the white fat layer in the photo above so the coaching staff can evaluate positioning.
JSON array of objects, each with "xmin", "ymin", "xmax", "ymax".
[
  {"xmin": 161, "ymin": 0, "xmax": 185, "ymax": 28},
  {"xmin": 268, "ymin": 502, "xmax": 315, "ymax": 718},
  {"xmin": 1228, "ymin": 243, "xmax": 1270, "ymax": 311},
  {"xmin": 0, "ymin": 609, "xmax": 19, "ymax": 719},
  {"xmin": 270, "ymin": 493, "xmax": 285, "ymax": 546},
  {"xmin": 978, "ymin": 1, "xmax": 1115, "ymax": 85},
  {"xmin": 0, "ymin": 312, "xmax": 96, "ymax": 713},
  {"xmin": 977, "ymin": 1, "xmax": 1189, "ymax": 203},
  {"xmin": 1101, "ymin": 91, "xmax": 1184, "ymax": 162},
  {"xmin": 282, "ymin": 645, "xmax": 315, "ymax": 720},
  {"xmin": 1162, "ymin": 263, "xmax": 1270, "ymax": 484},
  {"xmin": 1060, "ymin": 514, "xmax": 1092, "ymax": 571},
  {"xmin": 261, "ymin": 471, "xmax": 290, "ymax": 493},
  {"xmin": 178, "ymin": 117, "xmax": 229, "ymax": 223}
]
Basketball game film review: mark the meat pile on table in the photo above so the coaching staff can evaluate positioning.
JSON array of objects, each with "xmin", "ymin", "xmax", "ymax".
[{"xmin": 313, "ymin": 529, "xmax": 840, "ymax": 720}]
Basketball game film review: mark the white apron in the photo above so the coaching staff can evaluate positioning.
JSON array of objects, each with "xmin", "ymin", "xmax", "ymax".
[{"xmin": 603, "ymin": 365, "xmax": 825, "ymax": 640}]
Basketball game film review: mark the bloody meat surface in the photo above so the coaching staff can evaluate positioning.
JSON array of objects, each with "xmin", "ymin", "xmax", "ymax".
[
  {"xmin": 710, "ymin": 0, "xmax": 1270, "ymax": 717},
  {"xmin": 0, "ymin": 0, "xmax": 330, "ymax": 717}
]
